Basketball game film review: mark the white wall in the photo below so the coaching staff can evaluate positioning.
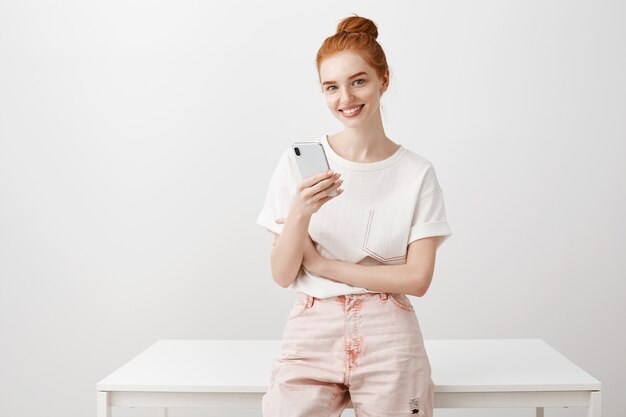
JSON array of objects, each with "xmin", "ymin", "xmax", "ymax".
[{"xmin": 1, "ymin": 1, "xmax": 624, "ymax": 416}]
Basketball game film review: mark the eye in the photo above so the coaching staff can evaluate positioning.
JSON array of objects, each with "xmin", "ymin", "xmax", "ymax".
[
  {"xmin": 354, "ymin": 79, "xmax": 365, "ymax": 85},
  {"xmin": 326, "ymin": 85, "xmax": 337, "ymax": 91}
]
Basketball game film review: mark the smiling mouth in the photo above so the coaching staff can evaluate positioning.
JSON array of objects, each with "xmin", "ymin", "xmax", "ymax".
[{"xmin": 339, "ymin": 104, "xmax": 365, "ymax": 113}]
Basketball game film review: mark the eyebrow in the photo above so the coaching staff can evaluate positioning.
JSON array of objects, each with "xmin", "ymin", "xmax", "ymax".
[{"xmin": 321, "ymin": 71, "xmax": 368, "ymax": 86}]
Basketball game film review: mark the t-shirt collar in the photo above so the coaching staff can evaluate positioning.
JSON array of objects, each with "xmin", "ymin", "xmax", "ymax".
[{"xmin": 321, "ymin": 134, "xmax": 407, "ymax": 172}]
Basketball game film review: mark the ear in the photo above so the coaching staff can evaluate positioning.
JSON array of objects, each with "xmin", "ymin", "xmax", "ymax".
[{"xmin": 380, "ymin": 68, "xmax": 390, "ymax": 94}]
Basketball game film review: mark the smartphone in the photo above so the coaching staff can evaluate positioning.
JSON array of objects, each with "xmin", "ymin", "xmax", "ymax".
[{"xmin": 292, "ymin": 142, "xmax": 338, "ymax": 197}]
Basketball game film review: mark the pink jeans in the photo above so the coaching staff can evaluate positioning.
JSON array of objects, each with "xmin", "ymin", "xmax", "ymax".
[{"xmin": 262, "ymin": 291, "xmax": 435, "ymax": 417}]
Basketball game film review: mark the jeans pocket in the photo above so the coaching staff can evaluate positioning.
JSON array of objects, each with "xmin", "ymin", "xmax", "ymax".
[
  {"xmin": 287, "ymin": 294, "xmax": 310, "ymax": 321},
  {"xmin": 388, "ymin": 293, "xmax": 415, "ymax": 312},
  {"xmin": 363, "ymin": 209, "xmax": 408, "ymax": 264}
]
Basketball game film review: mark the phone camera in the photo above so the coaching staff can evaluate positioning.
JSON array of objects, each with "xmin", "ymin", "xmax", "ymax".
[{"xmin": 294, "ymin": 147, "xmax": 300, "ymax": 156}]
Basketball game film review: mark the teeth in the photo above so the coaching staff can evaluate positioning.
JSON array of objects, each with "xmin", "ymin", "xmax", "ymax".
[{"xmin": 343, "ymin": 105, "xmax": 363, "ymax": 114}]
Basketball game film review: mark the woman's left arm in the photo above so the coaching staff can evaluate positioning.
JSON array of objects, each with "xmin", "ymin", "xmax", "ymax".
[{"xmin": 303, "ymin": 234, "xmax": 439, "ymax": 297}]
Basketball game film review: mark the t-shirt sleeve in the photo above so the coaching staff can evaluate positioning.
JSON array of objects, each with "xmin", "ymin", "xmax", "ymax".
[
  {"xmin": 407, "ymin": 164, "xmax": 453, "ymax": 249},
  {"xmin": 256, "ymin": 148, "xmax": 295, "ymax": 236}
]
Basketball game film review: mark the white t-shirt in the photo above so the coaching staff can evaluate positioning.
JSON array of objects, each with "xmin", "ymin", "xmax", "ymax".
[{"xmin": 256, "ymin": 134, "xmax": 452, "ymax": 299}]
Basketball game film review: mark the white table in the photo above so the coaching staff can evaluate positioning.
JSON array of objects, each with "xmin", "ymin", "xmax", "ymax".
[{"xmin": 96, "ymin": 338, "xmax": 601, "ymax": 417}]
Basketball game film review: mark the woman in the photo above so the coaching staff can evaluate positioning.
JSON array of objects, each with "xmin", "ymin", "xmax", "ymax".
[{"xmin": 256, "ymin": 14, "xmax": 452, "ymax": 417}]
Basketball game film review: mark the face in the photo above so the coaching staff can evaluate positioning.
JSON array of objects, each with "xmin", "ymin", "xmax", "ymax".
[{"xmin": 319, "ymin": 50, "xmax": 388, "ymax": 128}]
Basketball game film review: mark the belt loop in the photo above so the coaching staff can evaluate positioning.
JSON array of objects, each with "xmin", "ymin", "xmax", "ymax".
[{"xmin": 380, "ymin": 292, "xmax": 389, "ymax": 300}]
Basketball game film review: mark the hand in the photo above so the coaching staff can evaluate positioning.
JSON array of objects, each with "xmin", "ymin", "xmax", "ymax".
[
  {"xmin": 291, "ymin": 170, "xmax": 344, "ymax": 217},
  {"xmin": 301, "ymin": 233, "xmax": 324, "ymax": 275}
]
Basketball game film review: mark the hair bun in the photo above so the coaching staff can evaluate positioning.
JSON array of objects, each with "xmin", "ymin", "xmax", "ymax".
[{"xmin": 336, "ymin": 14, "xmax": 378, "ymax": 40}]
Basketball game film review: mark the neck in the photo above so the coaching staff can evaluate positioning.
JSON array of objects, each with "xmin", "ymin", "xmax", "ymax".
[{"xmin": 332, "ymin": 111, "xmax": 396, "ymax": 163}]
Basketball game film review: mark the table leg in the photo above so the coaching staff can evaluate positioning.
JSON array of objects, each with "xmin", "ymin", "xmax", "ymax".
[
  {"xmin": 156, "ymin": 408, "xmax": 168, "ymax": 417},
  {"xmin": 97, "ymin": 391, "xmax": 111, "ymax": 417},
  {"xmin": 588, "ymin": 391, "xmax": 601, "ymax": 417},
  {"xmin": 535, "ymin": 407, "xmax": 544, "ymax": 417}
]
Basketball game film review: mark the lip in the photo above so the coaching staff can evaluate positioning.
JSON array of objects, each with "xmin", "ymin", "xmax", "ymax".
[
  {"xmin": 339, "ymin": 104, "xmax": 365, "ymax": 117},
  {"xmin": 339, "ymin": 104, "xmax": 364, "ymax": 112}
]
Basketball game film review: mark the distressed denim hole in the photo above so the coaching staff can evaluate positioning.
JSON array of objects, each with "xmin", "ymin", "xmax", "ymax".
[{"xmin": 410, "ymin": 396, "xmax": 421, "ymax": 414}]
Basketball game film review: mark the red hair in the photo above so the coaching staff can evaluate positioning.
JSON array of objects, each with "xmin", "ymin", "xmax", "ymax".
[{"xmin": 316, "ymin": 14, "xmax": 390, "ymax": 88}]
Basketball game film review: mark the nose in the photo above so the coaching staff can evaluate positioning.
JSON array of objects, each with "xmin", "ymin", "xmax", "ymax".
[{"xmin": 339, "ymin": 88, "xmax": 354, "ymax": 106}]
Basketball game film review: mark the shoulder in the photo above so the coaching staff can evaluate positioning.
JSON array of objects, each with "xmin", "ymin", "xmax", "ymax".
[
  {"xmin": 400, "ymin": 147, "xmax": 436, "ymax": 175},
  {"xmin": 272, "ymin": 144, "xmax": 301, "ymax": 190},
  {"xmin": 274, "ymin": 145, "xmax": 295, "ymax": 169},
  {"xmin": 397, "ymin": 148, "xmax": 445, "ymax": 194}
]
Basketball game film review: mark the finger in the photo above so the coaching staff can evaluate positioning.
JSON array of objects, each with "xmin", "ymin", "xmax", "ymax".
[
  {"xmin": 305, "ymin": 175, "xmax": 341, "ymax": 199},
  {"xmin": 274, "ymin": 218, "xmax": 286, "ymax": 224},
  {"xmin": 312, "ymin": 177, "xmax": 343, "ymax": 200},
  {"xmin": 317, "ymin": 187, "xmax": 343, "ymax": 205},
  {"xmin": 299, "ymin": 170, "xmax": 340, "ymax": 190}
]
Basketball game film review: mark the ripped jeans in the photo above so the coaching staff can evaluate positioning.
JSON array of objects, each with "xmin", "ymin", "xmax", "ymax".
[{"xmin": 262, "ymin": 292, "xmax": 435, "ymax": 417}]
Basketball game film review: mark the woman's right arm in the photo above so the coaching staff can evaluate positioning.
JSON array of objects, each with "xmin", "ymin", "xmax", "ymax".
[
  {"xmin": 269, "ymin": 170, "xmax": 343, "ymax": 288},
  {"xmin": 269, "ymin": 207, "xmax": 311, "ymax": 288}
]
